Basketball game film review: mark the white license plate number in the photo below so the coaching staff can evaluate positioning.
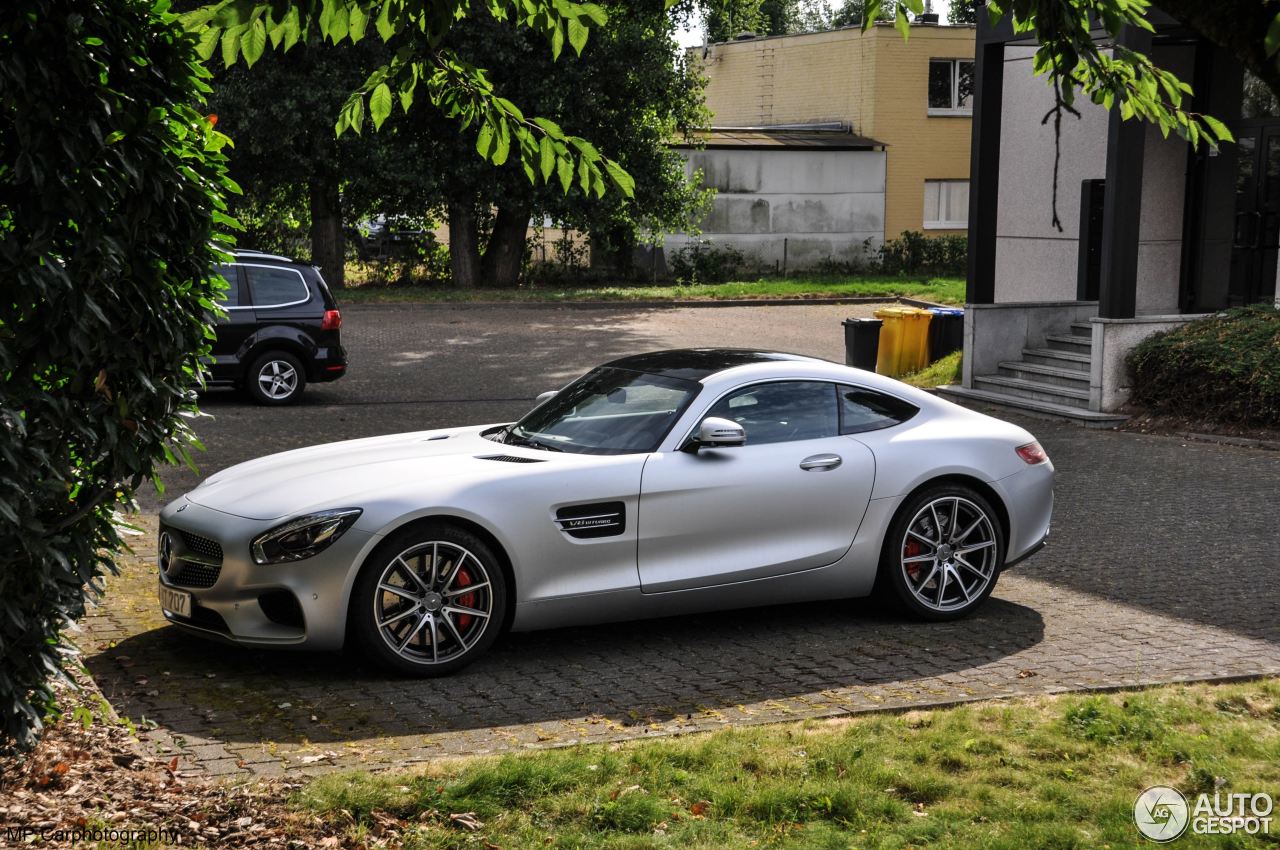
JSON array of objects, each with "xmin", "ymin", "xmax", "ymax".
[{"xmin": 158, "ymin": 584, "xmax": 192, "ymax": 618}]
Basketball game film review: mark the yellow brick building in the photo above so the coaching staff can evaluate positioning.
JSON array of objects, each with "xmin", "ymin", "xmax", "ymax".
[{"xmin": 696, "ymin": 22, "xmax": 976, "ymax": 241}]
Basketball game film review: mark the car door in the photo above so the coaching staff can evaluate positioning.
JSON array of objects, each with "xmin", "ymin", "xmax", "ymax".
[
  {"xmin": 637, "ymin": 380, "xmax": 875, "ymax": 593},
  {"xmin": 206, "ymin": 264, "xmax": 256, "ymax": 383}
]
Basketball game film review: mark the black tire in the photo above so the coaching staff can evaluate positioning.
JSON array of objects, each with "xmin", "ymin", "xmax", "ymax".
[
  {"xmin": 349, "ymin": 522, "xmax": 507, "ymax": 676},
  {"xmin": 879, "ymin": 483, "xmax": 1005, "ymax": 621},
  {"xmin": 246, "ymin": 350, "xmax": 306, "ymax": 405}
]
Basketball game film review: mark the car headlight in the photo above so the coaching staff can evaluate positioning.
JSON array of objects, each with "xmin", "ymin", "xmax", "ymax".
[{"xmin": 251, "ymin": 508, "xmax": 362, "ymax": 565}]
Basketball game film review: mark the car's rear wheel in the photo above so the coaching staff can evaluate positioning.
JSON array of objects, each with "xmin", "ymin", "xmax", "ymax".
[
  {"xmin": 880, "ymin": 484, "xmax": 1004, "ymax": 621},
  {"xmin": 350, "ymin": 522, "xmax": 507, "ymax": 676},
  {"xmin": 246, "ymin": 351, "xmax": 306, "ymax": 405}
]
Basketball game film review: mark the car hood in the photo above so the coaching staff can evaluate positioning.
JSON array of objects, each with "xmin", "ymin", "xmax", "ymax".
[{"xmin": 185, "ymin": 425, "xmax": 542, "ymax": 520}]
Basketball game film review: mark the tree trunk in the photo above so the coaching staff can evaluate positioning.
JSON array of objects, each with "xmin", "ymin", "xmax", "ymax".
[
  {"xmin": 448, "ymin": 199, "xmax": 483, "ymax": 289},
  {"xmin": 481, "ymin": 203, "xmax": 531, "ymax": 289},
  {"xmin": 309, "ymin": 175, "xmax": 345, "ymax": 288}
]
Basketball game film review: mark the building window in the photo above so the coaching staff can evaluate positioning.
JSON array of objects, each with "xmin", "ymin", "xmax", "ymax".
[
  {"xmin": 924, "ymin": 180, "xmax": 969, "ymax": 229},
  {"xmin": 928, "ymin": 59, "xmax": 974, "ymax": 115}
]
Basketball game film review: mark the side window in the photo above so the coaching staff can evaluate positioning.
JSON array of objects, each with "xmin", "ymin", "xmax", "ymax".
[
  {"xmin": 213, "ymin": 265, "xmax": 239, "ymax": 307},
  {"xmin": 245, "ymin": 265, "xmax": 309, "ymax": 308},
  {"xmin": 839, "ymin": 386, "xmax": 919, "ymax": 434},
  {"xmin": 706, "ymin": 381, "xmax": 838, "ymax": 445}
]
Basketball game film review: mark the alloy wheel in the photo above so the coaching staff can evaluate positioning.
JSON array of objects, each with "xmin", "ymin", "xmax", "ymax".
[
  {"xmin": 373, "ymin": 541, "xmax": 494, "ymax": 665},
  {"xmin": 257, "ymin": 359, "xmax": 299, "ymax": 400},
  {"xmin": 899, "ymin": 496, "xmax": 998, "ymax": 613}
]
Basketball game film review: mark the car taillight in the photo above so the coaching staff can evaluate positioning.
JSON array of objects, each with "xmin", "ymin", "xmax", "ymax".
[
  {"xmin": 1016, "ymin": 441, "xmax": 1048, "ymax": 464},
  {"xmin": 321, "ymin": 309, "xmax": 341, "ymax": 330}
]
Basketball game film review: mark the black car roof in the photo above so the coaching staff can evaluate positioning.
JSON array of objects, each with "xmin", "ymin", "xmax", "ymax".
[{"xmin": 602, "ymin": 349, "xmax": 819, "ymax": 382}]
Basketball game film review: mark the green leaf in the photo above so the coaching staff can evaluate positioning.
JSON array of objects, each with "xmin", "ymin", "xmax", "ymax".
[
  {"xmin": 539, "ymin": 135, "xmax": 555, "ymax": 180},
  {"xmin": 376, "ymin": 0, "xmax": 394, "ymax": 40},
  {"xmin": 493, "ymin": 120, "xmax": 511, "ymax": 165},
  {"xmin": 477, "ymin": 120, "xmax": 495, "ymax": 158},
  {"xmin": 104, "ymin": 130, "xmax": 126, "ymax": 145},
  {"xmin": 329, "ymin": 1, "xmax": 350, "ymax": 42},
  {"xmin": 1267, "ymin": 12, "xmax": 1280, "ymax": 58},
  {"xmin": 398, "ymin": 79, "xmax": 415, "ymax": 112},
  {"xmin": 84, "ymin": 36, "xmax": 103, "ymax": 46},
  {"xmin": 349, "ymin": 3, "xmax": 368, "ymax": 41},
  {"xmin": 532, "ymin": 116, "xmax": 565, "ymax": 139},
  {"xmin": 551, "ymin": 20, "xmax": 564, "ymax": 59},
  {"xmin": 1201, "ymin": 114, "xmax": 1233, "ymax": 144},
  {"xmin": 894, "ymin": 7, "xmax": 910, "ymax": 41},
  {"xmin": 557, "ymin": 156, "xmax": 573, "ymax": 193},
  {"xmin": 220, "ymin": 23, "xmax": 244, "ymax": 67},
  {"xmin": 577, "ymin": 156, "xmax": 590, "ymax": 193},
  {"xmin": 282, "ymin": 6, "xmax": 300, "ymax": 50},
  {"xmin": 241, "ymin": 18, "xmax": 266, "ymax": 67},
  {"xmin": 603, "ymin": 159, "xmax": 634, "ymax": 197},
  {"xmin": 567, "ymin": 17, "xmax": 588, "ymax": 55},
  {"xmin": 369, "ymin": 82, "xmax": 393, "ymax": 129},
  {"xmin": 195, "ymin": 25, "xmax": 220, "ymax": 60}
]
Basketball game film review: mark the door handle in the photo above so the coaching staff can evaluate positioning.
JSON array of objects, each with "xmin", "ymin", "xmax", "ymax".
[{"xmin": 799, "ymin": 453, "xmax": 842, "ymax": 470}]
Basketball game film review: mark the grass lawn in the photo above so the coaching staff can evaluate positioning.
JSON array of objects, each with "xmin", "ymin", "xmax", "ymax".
[
  {"xmin": 296, "ymin": 678, "xmax": 1280, "ymax": 849},
  {"xmin": 334, "ymin": 275, "xmax": 965, "ymax": 307},
  {"xmin": 901, "ymin": 350, "xmax": 963, "ymax": 389}
]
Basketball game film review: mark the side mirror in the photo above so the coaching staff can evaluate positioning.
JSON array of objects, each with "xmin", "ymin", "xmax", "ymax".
[
  {"xmin": 694, "ymin": 416, "xmax": 746, "ymax": 449},
  {"xmin": 535, "ymin": 390, "xmax": 557, "ymax": 405}
]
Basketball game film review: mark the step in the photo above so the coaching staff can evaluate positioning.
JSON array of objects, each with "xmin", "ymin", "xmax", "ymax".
[
  {"xmin": 1044, "ymin": 333, "xmax": 1092, "ymax": 354},
  {"xmin": 934, "ymin": 386, "xmax": 1128, "ymax": 428},
  {"xmin": 972, "ymin": 375, "xmax": 1090, "ymax": 409},
  {"xmin": 1021, "ymin": 347, "xmax": 1092, "ymax": 372},
  {"xmin": 1068, "ymin": 322, "xmax": 1093, "ymax": 339},
  {"xmin": 997, "ymin": 360, "xmax": 1090, "ymax": 388}
]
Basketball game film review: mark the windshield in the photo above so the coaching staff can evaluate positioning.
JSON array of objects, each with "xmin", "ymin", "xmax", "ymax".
[{"xmin": 501, "ymin": 367, "xmax": 700, "ymax": 455}]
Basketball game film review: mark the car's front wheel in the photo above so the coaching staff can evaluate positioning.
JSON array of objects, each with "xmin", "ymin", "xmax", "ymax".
[
  {"xmin": 881, "ymin": 484, "xmax": 1005, "ymax": 621},
  {"xmin": 246, "ymin": 350, "xmax": 306, "ymax": 405},
  {"xmin": 349, "ymin": 522, "xmax": 507, "ymax": 676}
]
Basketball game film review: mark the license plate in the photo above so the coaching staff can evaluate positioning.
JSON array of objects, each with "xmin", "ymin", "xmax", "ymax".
[{"xmin": 158, "ymin": 584, "xmax": 192, "ymax": 618}]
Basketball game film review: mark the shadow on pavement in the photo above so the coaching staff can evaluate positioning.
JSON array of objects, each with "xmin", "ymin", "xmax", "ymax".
[{"xmin": 86, "ymin": 596, "xmax": 1043, "ymax": 746}]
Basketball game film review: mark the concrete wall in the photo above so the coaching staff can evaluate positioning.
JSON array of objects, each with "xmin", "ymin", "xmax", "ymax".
[
  {"xmin": 696, "ymin": 24, "xmax": 974, "ymax": 240},
  {"xmin": 962, "ymin": 301, "xmax": 1099, "ymax": 386},
  {"xmin": 1090, "ymin": 314, "xmax": 1209, "ymax": 410},
  {"xmin": 993, "ymin": 45, "xmax": 1192, "ymax": 313},
  {"xmin": 667, "ymin": 147, "xmax": 886, "ymax": 269}
]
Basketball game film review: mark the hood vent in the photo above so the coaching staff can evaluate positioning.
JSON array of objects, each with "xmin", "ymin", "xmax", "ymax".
[
  {"xmin": 478, "ymin": 454, "xmax": 545, "ymax": 464},
  {"xmin": 556, "ymin": 502, "xmax": 625, "ymax": 539}
]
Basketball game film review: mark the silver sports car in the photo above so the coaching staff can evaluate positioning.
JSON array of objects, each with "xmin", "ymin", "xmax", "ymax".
[{"xmin": 158, "ymin": 349, "xmax": 1054, "ymax": 675}]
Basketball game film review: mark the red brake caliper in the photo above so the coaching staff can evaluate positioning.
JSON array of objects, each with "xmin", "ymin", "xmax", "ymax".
[
  {"xmin": 453, "ymin": 567, "xmax": 475, "ymax": 632},
  {"xmin": 904, "ymin": 539, "xmax": 923, "ymax": 581}
]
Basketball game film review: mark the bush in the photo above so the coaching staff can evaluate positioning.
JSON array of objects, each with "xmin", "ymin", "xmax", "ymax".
[
  {"xmin": 1127, "ymin": 305, "xmax": 1280, "ymax": 425},
  {"xmin": 669, "ymin": 240, "xmax": 749, "ymax": 284},
  {"xmin": 0, "ymin": 0, "xmax": 232, "ymax": 750},
  {"xmin": 879, "ymin": 231, "xmax": 967, "ymax": 276}
]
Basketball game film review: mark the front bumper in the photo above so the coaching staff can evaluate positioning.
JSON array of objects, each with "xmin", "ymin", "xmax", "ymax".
[{"xmin": 156, "ymin": 496, "xmax": 373, "ymax": 650}]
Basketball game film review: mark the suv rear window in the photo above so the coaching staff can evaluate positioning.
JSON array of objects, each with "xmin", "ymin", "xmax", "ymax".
[{"xmin": 245, "ymin": 264, "xmax": 309, "ymax": 308}]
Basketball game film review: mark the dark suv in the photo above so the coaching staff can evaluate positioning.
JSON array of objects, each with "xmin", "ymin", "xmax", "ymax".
[{"xmin": 207, "ymin": 251, "xmax": 347, "ymax": 404}]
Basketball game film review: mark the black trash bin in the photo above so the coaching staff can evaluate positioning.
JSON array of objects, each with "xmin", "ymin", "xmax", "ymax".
[
  {"xmin": 927, "ymin": 307, "xmax": 964, "ymax": 360},
  {"xmin": 842, "ymin": 317, "xmax": 882, "ymax": 370}
]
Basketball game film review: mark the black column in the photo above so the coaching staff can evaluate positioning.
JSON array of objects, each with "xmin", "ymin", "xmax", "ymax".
[
  {"xmin": 1098, "ymin": 25, "xmax": 1153, "ymax": 319},
  {"xmin": 965, "ymin": 37, "xmax": 1005, "ymax": 304}
]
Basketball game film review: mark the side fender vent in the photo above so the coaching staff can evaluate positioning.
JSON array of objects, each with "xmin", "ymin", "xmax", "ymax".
[
  {"xmin": 556, "ymin": 501, "xmax": 626, "ymax": 539},
  {"xmin": 478, "ymin": 454, "xmax": 545, "ymax": 464}
]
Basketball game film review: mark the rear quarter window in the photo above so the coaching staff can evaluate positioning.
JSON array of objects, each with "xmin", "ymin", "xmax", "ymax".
[
  {"xmin": 839, "ymin": 386, "xmax": 919, "ymax": 434},
  {"xmin": 245, "ymin": 265, "xmax": 310, "ymax": 308}
]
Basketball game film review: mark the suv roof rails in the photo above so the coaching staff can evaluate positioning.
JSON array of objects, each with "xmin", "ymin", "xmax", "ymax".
[{"xmin": 233, "ymin": 249, "xmax": 294, "ymax": 262}]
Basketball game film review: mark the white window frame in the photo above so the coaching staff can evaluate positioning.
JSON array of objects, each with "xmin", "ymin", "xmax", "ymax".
[
  {"xmin": 923, "ymin": 180, "xmax": 969, "ymax": 230},
  {"xmin": 927, "ymin": 59, "xmax": 974, "ymax": 116}
]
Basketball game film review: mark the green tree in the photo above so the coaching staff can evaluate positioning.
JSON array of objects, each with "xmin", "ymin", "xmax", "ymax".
[
  {"xmin": 0, "ymin": 0, "xmax": 235, "ymax": 750},
  {"xmin": 206, "ymin": 38, "xmax": 438, "ymax": 285},
  {"xmin": 406, "ymin": 1, "xmax": 706, "ymax": 287},
  {"xmin": 832, "ymin": 0, "xmax": 894, "ymax": 27},
  {"xmin": 948, "ymin": 0, "xmax": 976, "ymax": 25}
]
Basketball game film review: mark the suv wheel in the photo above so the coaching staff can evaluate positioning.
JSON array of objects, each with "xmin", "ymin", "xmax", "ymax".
[{"xmin": 247, "ymin": 351, "xmax": 306, "ymax": 405}]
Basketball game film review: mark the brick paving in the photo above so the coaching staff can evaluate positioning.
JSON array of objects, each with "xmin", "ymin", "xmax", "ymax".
[{"xmin": 79, "ymin": 303, "xmax": 1280, "ymax": 779}]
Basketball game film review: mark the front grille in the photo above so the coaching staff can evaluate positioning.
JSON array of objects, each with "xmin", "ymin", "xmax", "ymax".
[
  {"xmin": 168, "ymin": 560, "xmax": 221, "ymax": 589},
  {"xmin": 180, "ymin": 530, "xmax": 223, "ymax": 562},
  {"xmin": 478, "ymin": 454, "xmax": 545, "ymax": 464}
]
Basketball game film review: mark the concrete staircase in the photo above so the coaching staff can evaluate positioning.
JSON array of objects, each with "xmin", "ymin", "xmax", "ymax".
[{"xmin": 937, "ymin": 321, "xmax": 1128, "ymax": 427}]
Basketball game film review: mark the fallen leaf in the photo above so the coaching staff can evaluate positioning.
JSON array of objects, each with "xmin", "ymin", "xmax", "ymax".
[
  {"xmin": 1017, "ymin": 669, "xmax": 1038, "ymax": 679},
  {"xmin": 690, "ymin": 800, "xmax": 710, "ymax": 816},
  {"xmin": 449, "ymin": 812, "xmax": 483, "ymax": 831}
]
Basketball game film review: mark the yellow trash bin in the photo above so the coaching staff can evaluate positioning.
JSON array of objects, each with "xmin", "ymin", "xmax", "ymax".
[{"xmin": 874, "ymin": 307, "xmax": 933, "ymax": 377}]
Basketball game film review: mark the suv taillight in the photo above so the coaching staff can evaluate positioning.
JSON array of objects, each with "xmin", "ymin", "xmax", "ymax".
[
  {"xmin": 321, "ymin": 309, "xmax": 341, "ymax": 331},
  {"xmin": 1016, "ymin": 441, "xmax": 1048, "ymax": 464}
]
